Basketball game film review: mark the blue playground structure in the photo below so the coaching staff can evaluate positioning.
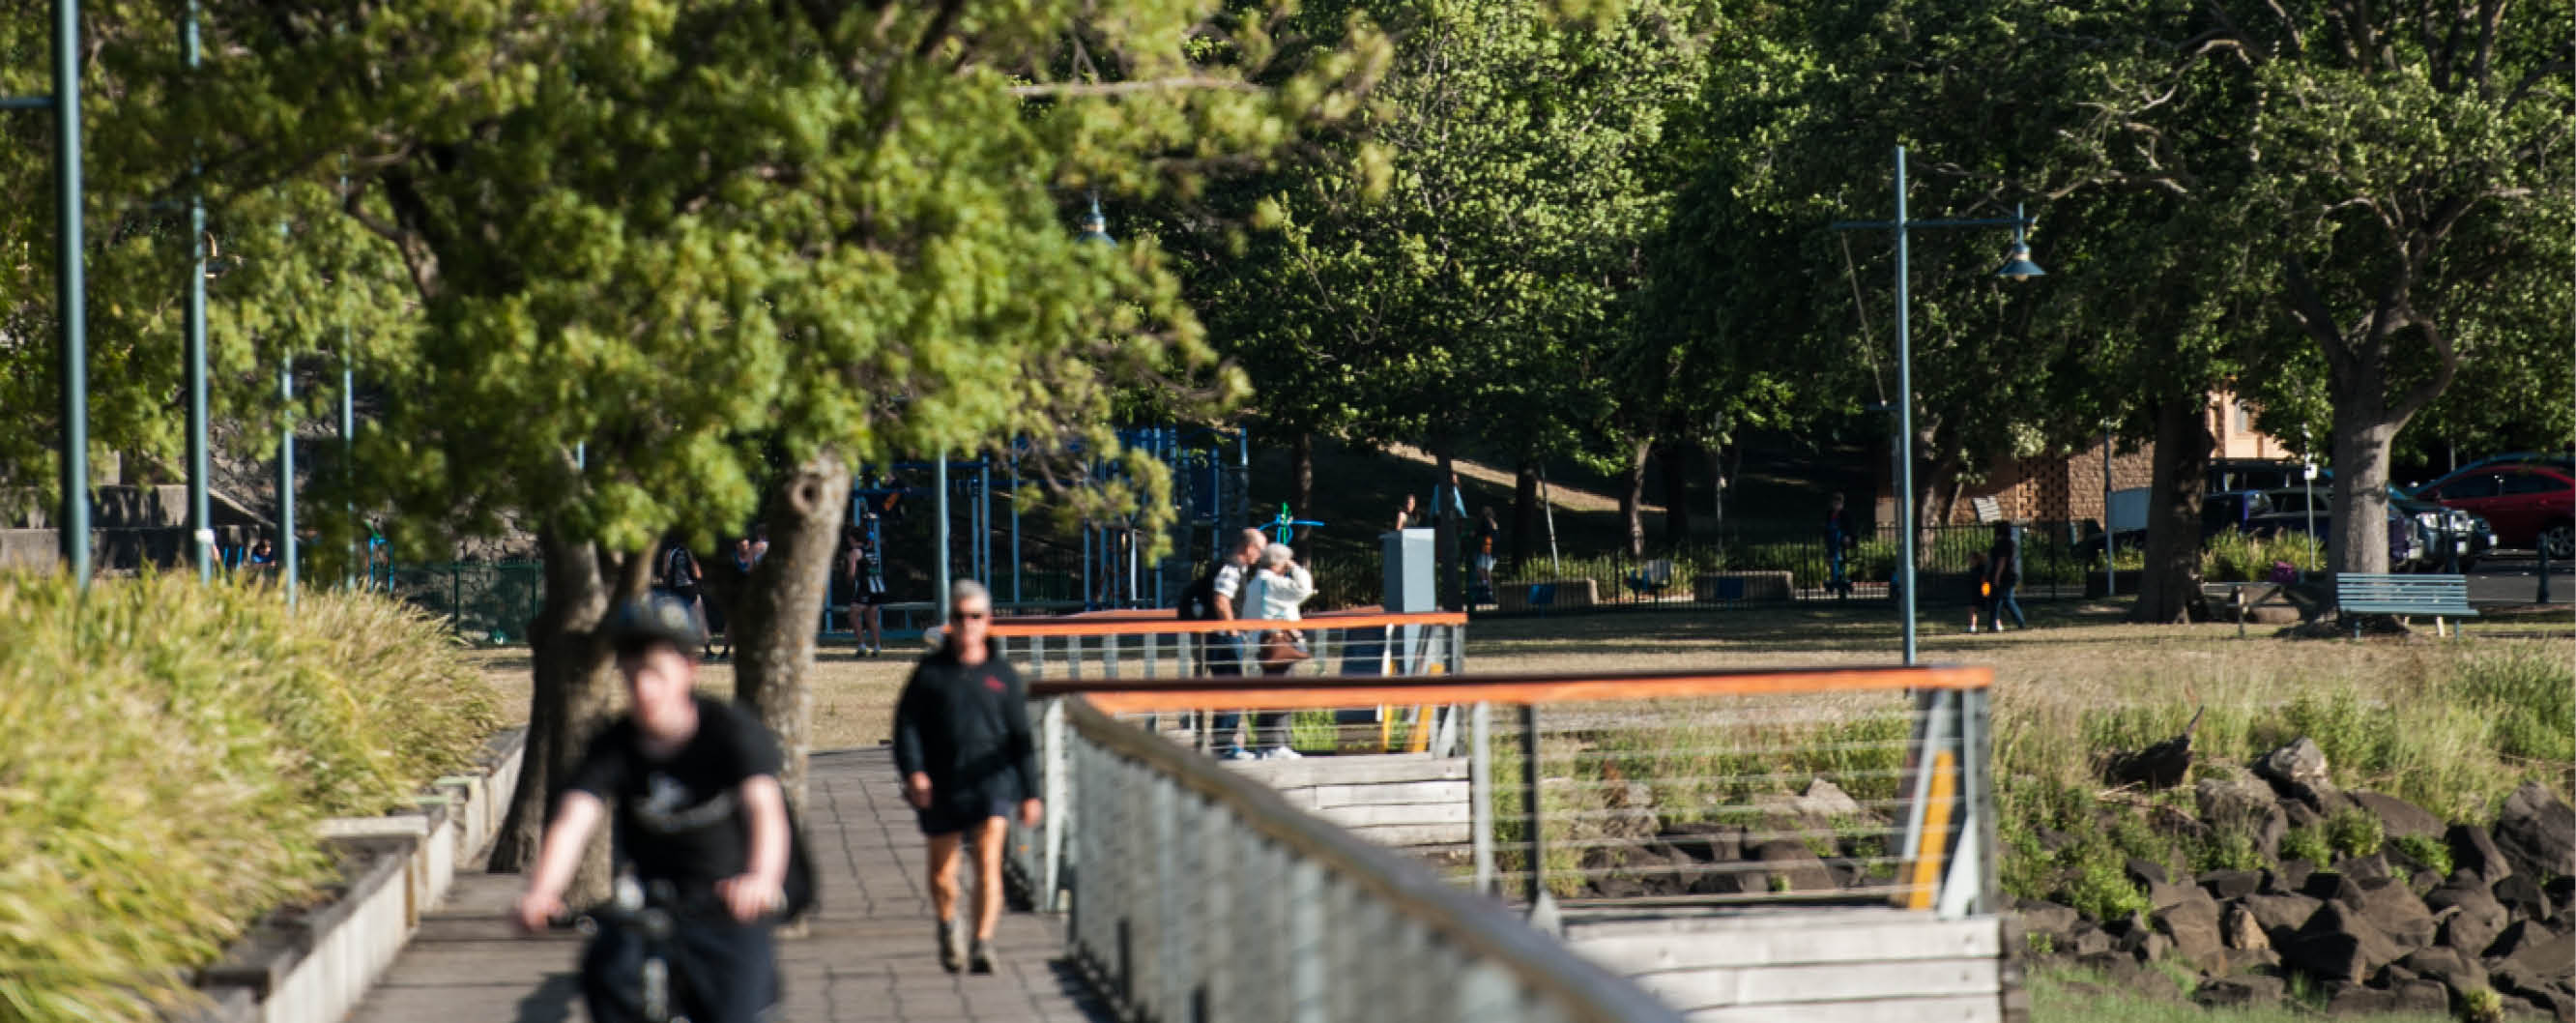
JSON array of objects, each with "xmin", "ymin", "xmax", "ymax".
[{"xmin": 842, "ymin": 427, "xmax": 1251, "ymax": 635}]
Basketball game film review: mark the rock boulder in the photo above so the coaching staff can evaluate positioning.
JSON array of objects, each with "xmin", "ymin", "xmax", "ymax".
[
  {"xmin": 2281, "ymin": 902, "xmax": 2404, "ymax": 983},
  {"xmin": 2495, "ymin": 781, "xmax": 2576, "ymax": 883}
]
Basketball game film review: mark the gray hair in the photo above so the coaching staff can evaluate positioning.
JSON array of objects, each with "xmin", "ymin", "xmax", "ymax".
[
  {"xmin": 1260, "ymin": 542, "xmax": 1295, "ymax": 570},
  {"xmin": 1235, "ymin": 527, "xmax": 1268, "ymax": 554},
  {"xmin": 948, "ymin": 578, "xmax": 991, "ymax": 613}
]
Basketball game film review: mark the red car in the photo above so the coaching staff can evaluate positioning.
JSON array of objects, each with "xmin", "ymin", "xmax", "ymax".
[{"xmin": 2417, "ymin": 463, "xmax": 2576, "ymax": 559}]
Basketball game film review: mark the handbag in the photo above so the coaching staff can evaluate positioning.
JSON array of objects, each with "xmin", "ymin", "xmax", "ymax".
[{"xmin": 1257, "ymin": 629, "xmax": 1310, "ymax": 666}]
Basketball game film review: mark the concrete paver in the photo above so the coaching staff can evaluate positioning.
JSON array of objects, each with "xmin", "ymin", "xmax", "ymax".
[{"xmin": 345, "ymin": 747, "xmax": 1110, "ymax": 1023}]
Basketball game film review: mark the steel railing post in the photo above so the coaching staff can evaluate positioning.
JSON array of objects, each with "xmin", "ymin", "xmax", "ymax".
[
  {"xmin": 1520, "ymin": 704, "xmax": 1546, "ymax": 909},
  {"xmin": 1471, "ymin": 701, "xmax": 1495, "ymax": 895},
  {"xmin": 1041, "ymin": 698, "xmax": 1069, "ymax": 911}
]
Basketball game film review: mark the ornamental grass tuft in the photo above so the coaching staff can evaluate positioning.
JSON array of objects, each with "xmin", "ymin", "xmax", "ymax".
[{"xmin": 0, "ymin": 570, "xmax": 498, "ymax": 1023}]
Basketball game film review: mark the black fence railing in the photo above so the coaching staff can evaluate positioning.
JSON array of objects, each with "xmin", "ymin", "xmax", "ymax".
[
  {"xmin": 1476, "ymin": 520, "xmax": 2099, "ymax": 615},
  {"xmin": 379, "ymin": 561, "xmax": 545, "ymax": 643}
]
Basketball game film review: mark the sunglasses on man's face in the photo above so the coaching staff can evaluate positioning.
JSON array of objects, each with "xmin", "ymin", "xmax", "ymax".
[{"xmin": 956, "ymin": 609, "xmax": 991, "ymax": 621}]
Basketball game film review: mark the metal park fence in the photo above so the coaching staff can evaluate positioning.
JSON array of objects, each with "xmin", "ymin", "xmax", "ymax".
[
  {"xmin": 1482, "ymin": 520, "xmax": 2098, "ymax": 615},
  {"xmin": 380, "ymin": 561, "xmax": 545, "ymax": 642},
  {"xmin": 988, "ymin": 609, "xmax": 1470, "ymax": 911},
  {"xmin": 1059, "ymin": 696, "xmax": 1685, "ymax": 1023},
  {"xmin": 1028, "ymin": 661, "xmax": 2006, "ymax": 1021}
]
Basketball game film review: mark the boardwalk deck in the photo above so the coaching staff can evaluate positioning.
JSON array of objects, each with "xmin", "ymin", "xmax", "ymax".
[{"xmin": 344, "ymin": 747, "xmax": 1110, "ymax": 1023}]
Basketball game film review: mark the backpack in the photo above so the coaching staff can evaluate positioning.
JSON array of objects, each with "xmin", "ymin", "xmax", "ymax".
[{"xmin": 1176, "ymin": 558, "xmax": 1228, "ymax": 621}]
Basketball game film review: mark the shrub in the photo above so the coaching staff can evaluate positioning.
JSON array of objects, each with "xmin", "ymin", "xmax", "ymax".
[
  {"xmin": 2461, "ymin": 985, "xmax": 2506, "ymax": 1023},
  {"xmin": 2062, "ymin": 849, "xmax": 2151, "ymax": 923},
  {"xmin": 0, "ymin": 570, "xmax": 500, "ymax": 1023},
  {"xmin": 2392, "ymin": 833, "xmax": 2454, "ymax": 877},
  {"xmin": 2281, "ymin": 826, "xmax": 2333, "ymax": 864},
  {"xmin": 2194, "ymin": 827, "xmax": 2268, "ymax": 874},
  {"xmin": 2326, "ymin": 806, "xmax": 2385, "ymax": 860}
]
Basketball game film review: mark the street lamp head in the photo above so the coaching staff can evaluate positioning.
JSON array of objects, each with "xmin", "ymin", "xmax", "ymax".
[
  {"xmin": 1994, "ymin": 201, "xmax": 2041, "ymax": 280},
  {"xmin": 1078, "ymin": 192, "xmax": 1114, "ymax": 247},
  {"xmin": 1994, "ymin": 241, "xmax": 2043, "ymax": 280}
]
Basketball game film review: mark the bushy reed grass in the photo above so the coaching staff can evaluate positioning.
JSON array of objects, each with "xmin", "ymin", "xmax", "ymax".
[
  {"xmin": 0, "ymin": 570, "xmax": 499, "ymax": 1023},
  {"xmin": 2199, "ymin": 527, "xmax": 2325, "ymax": 582}
]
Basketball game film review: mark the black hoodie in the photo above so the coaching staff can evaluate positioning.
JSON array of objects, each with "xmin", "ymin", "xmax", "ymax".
[{"xmin": 892, "ymin": 640, "xmax": 1039, "ymax": 810}]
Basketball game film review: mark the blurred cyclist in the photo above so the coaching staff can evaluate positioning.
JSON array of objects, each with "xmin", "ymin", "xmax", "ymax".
[{"xmin": 512, "ymin": 591, "xmax": 796, "ymax": 1023}]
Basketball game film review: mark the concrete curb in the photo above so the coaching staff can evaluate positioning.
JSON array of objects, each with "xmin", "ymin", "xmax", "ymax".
[{"xmin": 166, "ymin": 726, "xmax": 528, "ymax": 1023}]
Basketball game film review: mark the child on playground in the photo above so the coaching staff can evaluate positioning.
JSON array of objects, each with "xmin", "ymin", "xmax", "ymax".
[{"xmin": 1964, "ymin": 550, "xmax": 1992, "ymax": 633}]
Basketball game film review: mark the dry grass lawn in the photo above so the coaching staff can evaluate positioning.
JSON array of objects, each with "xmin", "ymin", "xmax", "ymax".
[{"xmin": 461, "ymin": 601, "xmax": 2570, "ymax": 770}]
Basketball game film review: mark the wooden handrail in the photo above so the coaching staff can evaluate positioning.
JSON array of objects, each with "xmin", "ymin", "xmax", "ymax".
[
  {"xmin": 1032, "ymin": 664, "xmax": 1990, "ymax": 713},
  {"xmin": 990, "ymin": 608, "xmax": 1467, "ymax": 637}
]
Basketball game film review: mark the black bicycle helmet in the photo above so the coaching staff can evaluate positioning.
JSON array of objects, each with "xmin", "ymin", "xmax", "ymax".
[{"xmin": 605, "ymin": 591, "xmax": 703, "ymax": 653}]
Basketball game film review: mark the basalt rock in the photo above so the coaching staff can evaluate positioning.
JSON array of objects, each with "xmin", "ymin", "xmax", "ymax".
[
  {"xmin": 2452, "ymin": 823, "xmax": 2518, "ymax": 885},
  {"xmin": 2282, "ymin": 902, "xmax": 2404, "ymax": 983},
  {"xmin": 2496, "ymin": 782, "xmax": 2576, "ymax": 884},
  {"xmin": 2351, "ymin": 790, "xmax": 2447, "ymax": 840}
]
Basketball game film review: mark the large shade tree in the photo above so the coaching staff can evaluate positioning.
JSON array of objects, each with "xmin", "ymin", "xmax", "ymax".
[
  {"xmin": 14, "ymin": 0, "xmax": 1388, "ymax": 895},
  {"xmin": 1176, "ymin": 0, "xmax": 1713, "ymax": 561}
]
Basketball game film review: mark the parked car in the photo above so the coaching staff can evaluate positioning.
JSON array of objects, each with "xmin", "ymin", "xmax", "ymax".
[
  {"xmin": 2207, "ymin": 459, "xmax": 2307, "ymax": 495},
  {"xmin": 2261, "ymin": 486, "xmax": 2495, "ymax": 570},
  {"xmin": 2078, "ymin": 489, "xmax": 2272, "ymax": 563},
  {"xmin": 2415, "ymin": 462, "xmax": 2576, "ymax": 559},
  {"xmin": 2245, "ymin": 505, "xmax": 2423, "ymax": 570}
]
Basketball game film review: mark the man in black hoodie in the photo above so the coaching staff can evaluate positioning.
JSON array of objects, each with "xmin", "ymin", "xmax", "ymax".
[{"xmin": 893, "ymin": 579, "xmax": 1042, "ymax": 974}]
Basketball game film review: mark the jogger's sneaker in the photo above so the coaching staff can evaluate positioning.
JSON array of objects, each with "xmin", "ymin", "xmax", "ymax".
[
  {"xmin": 970, "ymin": 937, "xmax": 996, "ymax": 975},
  {"xmin": 938, "ymin": 919, "xmax": 964, "ymax": 973}
]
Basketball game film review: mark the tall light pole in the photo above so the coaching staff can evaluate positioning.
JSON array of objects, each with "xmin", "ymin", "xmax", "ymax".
[
  {"xmin": 186, "ymin": 0, "xmax": 213, "ymax": 581},
  {"xmin": 53, "ymin": 0, "xmax": 89, "ymax": 584},
  {"xmin": 1834, "ymin": 145, "xmax": 2044, "ymax": 664}
]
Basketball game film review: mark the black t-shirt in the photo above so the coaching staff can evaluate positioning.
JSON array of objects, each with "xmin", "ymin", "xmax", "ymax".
[
  {"xmin": 892, "ymin": 643, "xmax": 1039, "ymax": 812},
  {"xmin": 1988, "ymin": 533, "xmax": 2021, "ymax": 584},
  {"xmin": 567, "ymin": 696, "xmax": 781, "ymax": 891}
]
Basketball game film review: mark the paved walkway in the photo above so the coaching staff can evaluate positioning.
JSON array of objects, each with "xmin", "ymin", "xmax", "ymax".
[{"xmin": 347, "ymin": 747, "xmax": 1111, "ymax": 1023}]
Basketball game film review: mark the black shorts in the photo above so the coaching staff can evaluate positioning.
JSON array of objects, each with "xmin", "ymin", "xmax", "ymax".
[
  {"xmin": 915, "ymin": 794, "xmax": 1015, "ymax": 836},
  {"xmin": 854, "ymin": 582, "xmax": 889, "ymax": 606}
]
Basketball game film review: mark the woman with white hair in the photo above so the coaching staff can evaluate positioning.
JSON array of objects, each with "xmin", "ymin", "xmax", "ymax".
[{"xmin": 1233, "ymin": 542, "xmax": 1317, "ymax": 760}]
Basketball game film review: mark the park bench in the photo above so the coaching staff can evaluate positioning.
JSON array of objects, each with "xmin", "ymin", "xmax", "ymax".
[
  {"xmin": 1623, "ymin": 558, "xmax": 1675, "ymax": 599},
  {"xmin": 2334, "ymin": 572, "xmax": 2476, "ymax": 638}
]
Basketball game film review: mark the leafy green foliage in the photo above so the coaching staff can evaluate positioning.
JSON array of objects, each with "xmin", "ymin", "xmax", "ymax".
[
  {"xmin": 2280, "ymin": 827, "xmax": 2332, "ymax": 865},
  {"xmin": 2326, "ymin": 807, "xmax": 2386, "ymax": 861},
  {"xmin": 2391, "ymin": 834, "xmax": 2453, "ymax": 879},
  {"xmin": 0, "ymin": 570, "xmax": 498, "ymax": 1023},
  {"xmin": 1179, "ymin": 0, "xmax": 1712, "ymax": 472}
]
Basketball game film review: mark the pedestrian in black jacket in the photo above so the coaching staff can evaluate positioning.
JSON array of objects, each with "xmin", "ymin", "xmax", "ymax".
[{"xmin": 893, "ymin": 579, "xmax": 1041, "ymax": 975}]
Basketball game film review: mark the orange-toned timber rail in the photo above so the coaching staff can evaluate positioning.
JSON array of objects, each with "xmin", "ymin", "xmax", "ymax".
[
  {"xmin": 1028, "ymin": 663, "xmax": 1991, "ymax": 714},
  {"xmin": 989, "ymin": 608, "xmax": 1468, "ymax": 638}
]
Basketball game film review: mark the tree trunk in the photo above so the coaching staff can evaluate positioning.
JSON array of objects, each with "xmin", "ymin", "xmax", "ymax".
[
  {"xmin": 1290, "ymin": 432, "xmax": 1315, "ymax": 523},
  {"xmin": 2328, "ymin": 384, "xmax": 2403, "ymax": 575},
  {"xmin": 1659, "ymin": 441, "xmax": 1693, "ymax": 548},
  {"xmin": 1619, "ymin": 433, "xmax": 1654, "ymax": 559},
  {"xmin": 734, "ymin": 452, "xmax": 852, "ymax": 810},
  {"xmin": 487, "ymin": 531, "xmax": 648, "ymax": 905},
  {"xmin": 1509, "ymin": 456, "xmax": 1538, "ymax": 571},
  {"xmin": 2132, "ymin": 396, "xmax": 2214, "ymax": 623}
]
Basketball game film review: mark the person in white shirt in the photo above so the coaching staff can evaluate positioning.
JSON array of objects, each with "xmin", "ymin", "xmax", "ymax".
[{"xmin": 1236, "ymin": 542, "xmax": 1317, "ymax": 760}]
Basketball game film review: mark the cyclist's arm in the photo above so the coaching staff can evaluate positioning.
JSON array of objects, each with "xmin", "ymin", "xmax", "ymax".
[
  {"xmin": 514, "ymin": 791, "xmax": 605, "ymax": 931},
  {"xmin": 726, "ymin": 775, "xmax": 791, "ymax": 917}
]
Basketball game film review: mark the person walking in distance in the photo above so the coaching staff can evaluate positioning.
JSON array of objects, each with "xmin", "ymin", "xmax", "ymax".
[
  {"xmin": 894, "ymin": 580, "xmax": 1042, "ymax": 974},
  {"xmin": 658, "ymin": 536, "xmax": 716, "ymax": 659},
  {"xmin": 511, "ymin": 592, "xmax": 803, "ymax": 1023},
  {"xmin": 1986, "ymin": 521, "xmax": 2027, "ymax": 632},
  {"xmin": 1472, "ymin": 506, "xmax": 1501, "ymax": 602},
  {"xmin": 1239, "ymin": 542, "xmax": 1317, "ymax": 759},
  {"xmin": 1201, "ymin": 528, "xmax": 1271, "ymax": 760},
  {"xmin": 1824, "ymin": 493, "xmax": 1857, "ymax": 599},
  {"xmin": 843, "ymin": 514, "xmax": 890, "ymax": 657}
]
